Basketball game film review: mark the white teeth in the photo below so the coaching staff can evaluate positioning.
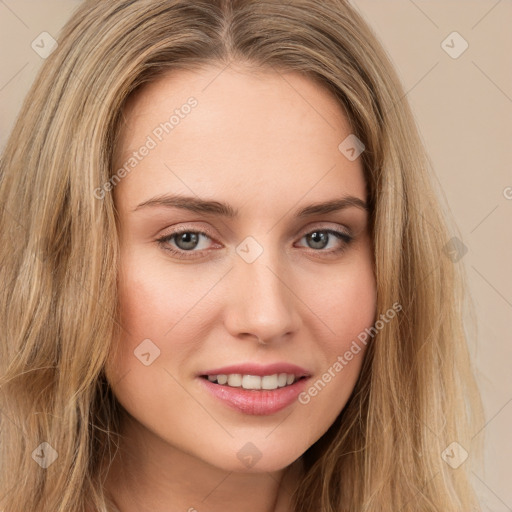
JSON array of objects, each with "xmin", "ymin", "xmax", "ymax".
[
  {"xmin": 261, "ymin": 374, "xmax": 278, "ymax": 390},
  {"xmin": 242, "ymin": 375, "xmax": 261, "ymax": 390},
  {"xmin": 277, "ymin": 373, "xmax": 288, "ymax": 387},
  {"xmin": 227, "ymin": 374, "xmax": 242, "ymax": 387},
  {"xmin": 206, "ymin": 373, "xmax": 299, "ymax": 390}
]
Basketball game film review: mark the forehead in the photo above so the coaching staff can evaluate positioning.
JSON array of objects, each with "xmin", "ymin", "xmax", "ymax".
[{"xmin": 113, "ymin": 64, "xmax": 366, "ymax": 213}]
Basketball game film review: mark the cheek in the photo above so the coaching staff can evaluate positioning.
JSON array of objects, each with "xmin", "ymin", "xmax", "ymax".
[
  {"xmin": 327, "ymin": 264, "xmax": 376, "ymax": 348},
  {"xmin": 312, "ymin": 245, "xmax": 377, "ymax": 356},
  {"xmin": 107, "ymin": 248, "xmax": 227, "ymax": 384},
  {"xmin": 104, "ymin": 254, "xmax": 212, "ymax": 429},
  {"xmin": 116, "ymin": 249, "xmax": 217, "ymax": 338},
  {"xmin": 293, "ymin": 252, "xmax": 376, "ymax": 433}
]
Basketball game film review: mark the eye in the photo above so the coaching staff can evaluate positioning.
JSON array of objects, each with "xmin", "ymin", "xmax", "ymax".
[
  {"xmin": 157, "ymin": 229, "xmax": 216, "ymax": 259},
  {"xmin": 296, "ymin": 229, "xmax": 353, "ymax": 255},
  {"xmin": 156, "ymin": 226, "xmax": 353, "ymax": 260}
]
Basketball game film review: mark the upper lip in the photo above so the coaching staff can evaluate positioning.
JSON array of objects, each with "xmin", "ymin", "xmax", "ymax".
[{"xmin": 199, "ymin": 362, "xmax": 311, "ymax": 378}]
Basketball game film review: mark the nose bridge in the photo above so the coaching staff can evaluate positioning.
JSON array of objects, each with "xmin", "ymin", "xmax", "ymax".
[{"xmin": 225, "ymin": 239, "xmax": 300, "ymax": 341}]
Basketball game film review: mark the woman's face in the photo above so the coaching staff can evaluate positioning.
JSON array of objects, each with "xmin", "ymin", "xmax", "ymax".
[{"xmin": 106, "ymin": 64, "xmax": 376, "ymax": 473}]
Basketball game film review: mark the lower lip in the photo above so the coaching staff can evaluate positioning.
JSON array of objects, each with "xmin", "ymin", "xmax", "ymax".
[{"xmin": 198, "ymin": 377, "xmax": 309, "ymax": 415}]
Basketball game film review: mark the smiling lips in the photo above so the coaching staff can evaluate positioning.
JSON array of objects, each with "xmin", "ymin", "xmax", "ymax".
[{"xmin": 198, "ymin": 362, "xmax": 311, "ymax": 415}]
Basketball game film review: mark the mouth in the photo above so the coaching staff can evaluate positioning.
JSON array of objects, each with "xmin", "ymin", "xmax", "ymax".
[
  {"xmin": 197, "ymin": 363, "xmax": 311, "ymax": 415},
  {"xmin": 200, "ymin": 373, "xmax": 307, "ymax": 390}
]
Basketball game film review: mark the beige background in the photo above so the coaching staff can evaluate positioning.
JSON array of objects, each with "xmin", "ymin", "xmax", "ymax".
[{"xmin": 1, "ymin": 1, "xmax": 510, "ymax": 509}]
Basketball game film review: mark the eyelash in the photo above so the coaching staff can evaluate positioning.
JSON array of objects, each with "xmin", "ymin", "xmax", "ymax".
[{"xmin": 156, "ymin": 226, "xmax": 354, "ymax": 260}]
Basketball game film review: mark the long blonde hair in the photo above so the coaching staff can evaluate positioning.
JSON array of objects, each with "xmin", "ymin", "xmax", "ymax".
[{"xmin": 0, "ymin": 1, "xmax": 484, "ymax": 510}]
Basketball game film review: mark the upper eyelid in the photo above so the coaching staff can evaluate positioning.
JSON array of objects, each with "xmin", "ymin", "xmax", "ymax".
[{"xmin": 162, "ymin": 222, "xmax": 352, "ymax": 238}]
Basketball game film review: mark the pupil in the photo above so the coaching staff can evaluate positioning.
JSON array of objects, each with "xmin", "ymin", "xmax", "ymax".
[
  {"xmin": 177, "ymin": 232, "xmax": 199, "ymax": 250},
  {"xmin": 308, "ymin": 231, "xmax": 328, "ymax": 249}
]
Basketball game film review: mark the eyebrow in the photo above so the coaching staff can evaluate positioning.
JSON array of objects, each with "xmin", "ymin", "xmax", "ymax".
[{"xmin": 133, "ymin": 193, "xmax": 368, "ymax": 217}]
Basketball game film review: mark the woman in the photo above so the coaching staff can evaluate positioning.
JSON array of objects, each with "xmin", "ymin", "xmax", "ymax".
[{"xmin": 0, "ymin": 1, "xmax": 484, "ymax": 511}]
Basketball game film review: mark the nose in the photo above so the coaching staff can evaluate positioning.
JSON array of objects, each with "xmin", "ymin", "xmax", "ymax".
[{"xmin": 223, "ymin": 250, "xmax": 302, "ymax": 345}]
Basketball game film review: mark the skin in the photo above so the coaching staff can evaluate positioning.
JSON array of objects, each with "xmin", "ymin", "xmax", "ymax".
[{"xmin": 104, "ymin": 63, "xmax": 376, "ymax": 512}]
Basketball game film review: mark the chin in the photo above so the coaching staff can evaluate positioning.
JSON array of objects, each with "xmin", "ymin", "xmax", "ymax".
[{"xmin": 197, "ymin": 436, "xmax": 307, "ymax": 474}]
